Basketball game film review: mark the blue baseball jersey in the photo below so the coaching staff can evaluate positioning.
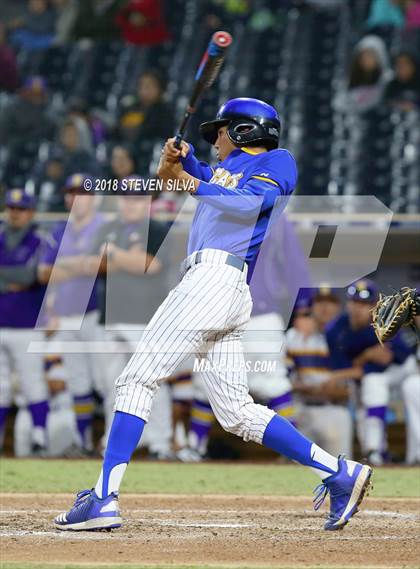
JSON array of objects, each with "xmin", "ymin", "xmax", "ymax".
[
  {"xmin": 182, "ymin": 146, "xmax": 297, "ymax": 263},
  {"xmin": 0, "ymin": 223, "xmax": 48, "ymax": 328},
  {"xmin": 326, "ymin": 313, "xmax": 413, "ymax": 374}
]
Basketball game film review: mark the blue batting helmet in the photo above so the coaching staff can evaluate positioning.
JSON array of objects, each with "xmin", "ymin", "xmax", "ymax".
[{"xmin": 200, "ymin": 98, "xmax": 281, "ymax": 150}]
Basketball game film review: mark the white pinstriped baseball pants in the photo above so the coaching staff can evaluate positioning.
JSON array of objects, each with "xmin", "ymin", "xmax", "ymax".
[{"xmin": 114, "ymin": 249, "xmax": 276, "ymax": 444}]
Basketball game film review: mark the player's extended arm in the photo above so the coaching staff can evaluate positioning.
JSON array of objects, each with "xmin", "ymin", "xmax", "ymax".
[
  {"xmin": 158, "ymin": 146, "xmax": 288, "ymax": 219},
  {"xmin": 352, "ymin": 344, "xmax": 394, "ymax": 367},
  {"xmin": 190, "ymin": 177, "xmax": 285, "ymax": 219},
  {"xmin": 327, "ymin": 367, "xmax": 364, "ymax": 382}
]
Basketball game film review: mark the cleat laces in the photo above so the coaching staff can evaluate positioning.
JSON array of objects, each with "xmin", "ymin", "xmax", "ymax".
[{"xmin": 313, "ymin": 483, "xmax": 329, "ymax": 511}]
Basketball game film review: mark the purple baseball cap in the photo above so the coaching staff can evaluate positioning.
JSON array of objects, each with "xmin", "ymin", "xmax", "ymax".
[
  {"xmin": 294, "ymin": 288, "xmax": 314, "ymax": 311},
  {"xmin": 346, "ymin": 279, "xmax": 379, "ymax": 303},
  {"xmin": 62, "ymin": 173, "xmax": 92, "ymax": 193},
  {"xmin": 313, "ymin": 285, "xmax": 340, "ymax": 303},
  {"xmin": 5, "ymin": 189, "xmax": 36, "ymax": 209},
  {"xmin": 23, "ymin": 76, "xmax": 48, "ymax": 92}
]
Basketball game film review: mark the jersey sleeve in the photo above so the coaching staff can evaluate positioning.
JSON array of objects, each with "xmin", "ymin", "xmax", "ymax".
[
  {"xmin": 40, "ymin": 224, "xmax": 63, "ymax": 265},
  {"xmin": 88, "ymin": 222, "xmax": 113, "ymax": 254},
  {"xmin": 389, "ymin": 333, "xmax": 414, "ymax": 365},
  {"xmin": 325, "ymin": 319, "xmax": 353, "ymax": 370},
  {"xmin": 192, "ymin": 149, "xmax": 297, "ymax": 219},
  {"xmin": 193, "ymin": 177, "xmax": 287, "ymax": 219},
  {"xmin": 248, "ymin": 149, "xmax": 298, "ymax": 196},
  {"xmin": 180, "ymin": 144, "xmax": 213, "ymax": 182}
]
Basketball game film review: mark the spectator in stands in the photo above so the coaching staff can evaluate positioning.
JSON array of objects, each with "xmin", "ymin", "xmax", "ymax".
[
  {"xmin": 301, "ymin": 0, "xmax": 342, "ymax": 8},
  {"xmin": 205, "ymin": 0, "xmax": 251, "ymax": 30},
  {"xmin": 0, "ymin": 76, "xmax": 56, "ymax": 150},
  {"xmin": 405, "ymin": 0, "xmax": 420, "ymax": 31},
  {"xmin": 54, "ymin": 118, "xmax": 101, "ymax": 177},
  {"xmin": 366, "ymin": 0, "xmax": 405, "ymax": 33},
  {"xmin": 71, "ymin": 0, "xmax": 128, "ymax": 41},
  {"xmin": 115, "ymin": 0, "xmax": 170, "ymax": 46},
  {"xmin": 384, "ymin": 51, "xmax": 420, "ymax": 110},
  {"xmin": 28, "ymin": 147, "xmax": 67, "ymax": 212},
  {"xmin": 0, "ymin": 23, "xmax": 19, "ymax": 93},
  {"xmin": 110, "ymin": 144, "xmax": 138, "ymax": 181},
  {"xmin": 337, "ymin": 35, "xmax": 392, "ymax": 113},
  {"xmin": 50, "ymin": 0, "xmax": 78, "ymax": 45},
  {"xmin": 66, "ymin": 96, "xmax": 108, "ymax": 147},
  {"xmin": 9, "ymin": 0, "xmax": 56, "ymax": 51},
  {"xmin": 117, "ymin": 70, "xmax": 173, "ymax": 145}
]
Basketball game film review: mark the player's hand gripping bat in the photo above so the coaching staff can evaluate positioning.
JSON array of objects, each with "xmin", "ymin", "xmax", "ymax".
[{"xmin": 174, "ymin": 30, "xmax": 233, "ymax": 149}]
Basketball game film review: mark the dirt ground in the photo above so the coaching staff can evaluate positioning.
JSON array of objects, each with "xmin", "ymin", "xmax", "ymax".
[{"xmin": 0, "ymin": 493, "xmax": 419, "ymax": 568}]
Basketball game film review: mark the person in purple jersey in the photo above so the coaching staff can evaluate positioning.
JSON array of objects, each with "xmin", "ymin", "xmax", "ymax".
[
  {"xmin": 88, "ymin": 181, "xmax": 175, "ymax": 459},
  {"xmin": 0, "ymin": 189, "xmax": 50, "ymax": 455},
  {"xmin": 55, "ymin": 98, "xmax": 372, "ymax": 533},
  {"xmin": 326, "ymin": 279, "xmax": 420, "ymax": 465},
  {"xmin": 38, "ymin": 173, "xmax": 105, "ymax": 456},
  {"xmin": 286, "ymin": 289, "xmax": 354, "ymax": 458}
]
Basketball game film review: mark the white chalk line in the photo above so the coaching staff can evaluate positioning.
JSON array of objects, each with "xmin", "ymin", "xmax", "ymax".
[{"xmin": 0, "ymin": 508, "xmax": 419, "ymax": 520}]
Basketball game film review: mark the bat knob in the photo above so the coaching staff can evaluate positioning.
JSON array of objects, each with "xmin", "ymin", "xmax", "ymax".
[{"xmin": 213, "ymin": 31, "xmax": 233, "ymax": 48}]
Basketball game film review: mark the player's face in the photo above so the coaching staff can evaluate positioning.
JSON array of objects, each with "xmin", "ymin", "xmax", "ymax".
[
  {"xmin": 5, "ymin": 207, "xmax": 35, "ymax": 228},
  {"xmin": 214, "ymin": 126, "xmax": 236, "ymax": 161},
  {"xmin": 347, "ymin": 300, "xmax": 373, "ymax": 328},
  {"xmin": 312, "ymin": 298, "xmax": 341, "ymax": 327},
  {"xmin": 118, "ymin": 196, "xmax": 149, "ymax": 222}
]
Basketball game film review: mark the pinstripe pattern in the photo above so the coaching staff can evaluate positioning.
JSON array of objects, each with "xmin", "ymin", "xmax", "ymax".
[{"xmin": 114, "ymin": 248, "xmax": 275, "ymax": 444}]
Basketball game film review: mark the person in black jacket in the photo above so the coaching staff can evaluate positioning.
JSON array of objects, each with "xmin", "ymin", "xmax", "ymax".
[
  {"xmin": 384, "ymin": 51, "xmax": 420, "ymax": 111},
  {"xmin": 0, "ymin": 76, "xmax": 56, "ymax": 150},
  {"xmin": 116, "ymin": 69, "xmax": 174, "ymax": 145}
]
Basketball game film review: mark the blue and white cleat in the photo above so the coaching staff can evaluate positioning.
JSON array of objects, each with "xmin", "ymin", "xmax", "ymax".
[
  {"xmin": 54, "ymin": 489, "xmax": 122, "ymax": 531},
  {"xmin": 313, "ymin": 456, "xmax": 372, "ymax": 531}
]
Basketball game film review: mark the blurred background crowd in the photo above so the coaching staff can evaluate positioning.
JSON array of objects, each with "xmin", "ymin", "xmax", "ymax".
[
  {"xmin": 0, "ymin": 0, "xmax": 419, "ymax": 212},
  {"xmin": 0, "ymin": 0, "xmax": 419, "ymax": 464}
]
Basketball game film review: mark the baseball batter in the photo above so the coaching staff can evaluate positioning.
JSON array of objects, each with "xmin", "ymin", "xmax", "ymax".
[{"xmin": 55, "ymin": 98, "xmax": 372, "ymax": 532}]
